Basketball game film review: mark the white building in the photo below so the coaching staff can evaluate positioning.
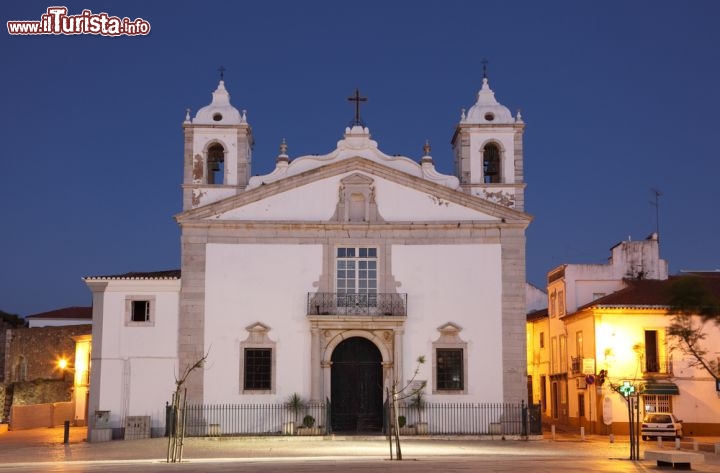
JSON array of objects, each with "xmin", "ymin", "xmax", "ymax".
[{"xmin": 85, "ymin": 75, "xmax": 531, "ymax": 436}]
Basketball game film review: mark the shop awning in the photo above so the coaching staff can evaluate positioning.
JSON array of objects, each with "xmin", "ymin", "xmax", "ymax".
[{"xmin": 640, "ymin": 382, "xmax": 679, "ymax": 395}]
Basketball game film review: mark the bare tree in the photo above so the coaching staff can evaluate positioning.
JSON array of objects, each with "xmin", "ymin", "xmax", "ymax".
[
  {"xmin": 387, "ymin": 355, "xmax": 425, "ymax": 461},
  {"xmin": 667, "ymin": 276, "xmax": 720, "ymax": 381},
  {"xmin": 167, "ymin": 352, "xmax": 208, "ymax": 463}
]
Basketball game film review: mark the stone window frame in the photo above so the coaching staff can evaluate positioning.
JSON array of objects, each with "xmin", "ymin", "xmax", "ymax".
[
  {"xmin": 124, "ymin": 295, "xmax": 156, "ymax": 327},
  {"xmin": 239, "ymin": 323, "xmax": 276, "ymax": 395},
  {"xmin": 432, "ymin": 322, "xmax": 468, "ymax": 395}
]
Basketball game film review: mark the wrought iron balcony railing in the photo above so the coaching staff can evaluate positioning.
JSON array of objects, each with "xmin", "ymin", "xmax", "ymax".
[
  {"xmin": 307, "ymin": 292, "xmax": 407, "ymax": 317},
  {"xmin": 570, "ymin": 356, "xmax": 583, "ymax": 375},
  {"xmin": 643, "ymin": 358, "xmax": 673, "ymax": 376}
]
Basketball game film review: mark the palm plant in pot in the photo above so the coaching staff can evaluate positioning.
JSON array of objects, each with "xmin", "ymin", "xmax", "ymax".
[{"xmin": 285, "ymin": 393, "xmax": 305, "ymax": 435}]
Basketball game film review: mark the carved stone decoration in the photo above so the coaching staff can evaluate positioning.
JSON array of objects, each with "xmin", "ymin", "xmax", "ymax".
[
  {"xmin": 191, "ymin": 189, "xmax": 206, "ymax": 208},
  {"xmin": 427, "ymin": 194, "xmax": 450, "ymax": 207},
  {"xmin": 331, "ymin": 173, "xmax": 385, "ymax": 223},
  {"xmin": 479, "ymin": 189, "xmax": 516, "ymax": 208},
  {"xmin": 243, "ymin": 322, "xmax": 273, "ymax": 344},
  {"xmin": 192, "ymin": 154, "xmax": 204, "ymax": 183}
]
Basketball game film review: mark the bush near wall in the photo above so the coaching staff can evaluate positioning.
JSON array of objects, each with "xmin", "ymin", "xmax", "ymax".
[{"xmin": 12, "ymin": 379, "xmax": 72, "ymax": 406}]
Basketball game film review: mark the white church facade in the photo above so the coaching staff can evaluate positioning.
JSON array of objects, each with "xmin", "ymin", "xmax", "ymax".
[{"xmin": 85, "ymin": 75, "xmax": 531, "ymax": 435}]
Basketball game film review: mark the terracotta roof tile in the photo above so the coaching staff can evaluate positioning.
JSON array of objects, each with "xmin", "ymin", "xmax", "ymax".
[
  {"xmin": 579, "ymin": 274, "xmax": 720, "ymax": 310},
  {"xmin": 26, "ymin": 306, "xmax": 92, "ymax": 319}
]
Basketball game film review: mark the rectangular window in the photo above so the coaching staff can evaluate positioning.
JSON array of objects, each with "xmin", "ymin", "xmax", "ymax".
[
  {"xmin": 559, "ymin": 335, "xmax": 567, "ymax": 372},
  {"xmin": 645, "ymin": 330, "xmax": 659, "ymax": 373},
  {"xmin": 539, "ymin": 331, "xmax": 545, "ymax": 349},
  {"xmin": 244, "ymin": 348, "xmax": 272, "ymax": 390},
  {"xmin": 125, "ymin": 296, "xmax": 155, "ymax": 326},
  {"xmin": 558, "ymin": 290, "xmax": 565, "ymax": 316},
  {"xmin": 578, "ymin": 393, "xmax": 585, "ymax": 418},
  {"xmin": 436, "ymin": 348, "xmax": 464, "ymax": 390},
  {"xmin": 336, "ymin": 247, "xmax": 377, "ymax": 306},
  {"xmin": 540, "ymin": 375, "xmax": 547, "ymax": 412},
  {"xmin": 576, "ymin": 331, "xmax": 583, "ymax": 358},
  {"xmin": 131, "ymin": 300, "xmax": 150, "ymax": 322},
  {"xmin": 643, "ymin": 394, "xmax": 672, "ymax": 413}
]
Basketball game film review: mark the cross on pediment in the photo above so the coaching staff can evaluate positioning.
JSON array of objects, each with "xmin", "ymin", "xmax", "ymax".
[{"xmin": 347, "ymin": 88, "xmax": 367, "ymax": 127}]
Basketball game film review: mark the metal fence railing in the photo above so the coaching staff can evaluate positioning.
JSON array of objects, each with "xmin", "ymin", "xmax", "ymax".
[
  {"xmin": 173, "ymin": 400, "xmax": 541, "ymax": 437},
  {"xmin": 392, "ymin": 401, "xmax": 541, "ymax": 436},
  {"xmin": 179, "ymin": 402, "xmax": 328, "ymax": 437}
]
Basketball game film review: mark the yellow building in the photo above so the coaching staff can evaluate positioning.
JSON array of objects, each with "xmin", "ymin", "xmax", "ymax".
[{"xmin": 529, "ymin": 275, "xmax": 720, "ymax": 436}]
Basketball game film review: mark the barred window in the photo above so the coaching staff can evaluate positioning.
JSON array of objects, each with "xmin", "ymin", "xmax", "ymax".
[
  {"xmin": 244, "ymin": 348, "xmax": 272, "ymax": 390},
  {"xmin": 643, "ymin": 394, "xmax": 672, "ymax": 413},
  {"xmin": 436, "ymin": 348, "xmax": 464, "ymax": 390}
]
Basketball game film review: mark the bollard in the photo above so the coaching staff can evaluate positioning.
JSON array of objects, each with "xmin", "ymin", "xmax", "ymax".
[
  {"xmin": 580, "ymin": 426, "xmax": 585, "ymax": 441},
  {"xmin": 63, "ymin": 420, "xmax": 70, "ymax": 444},
  {"xmin": 658, "ymin": 437, "xmax": 663, "ymax": 448},
  {"xmin": 609, "ymin": 433, "xmax": 615, "ymax": 443},
  {"xmin": 693, "ymin": 440, "xmax": 699, "ymax": 451},
  {"xmin": 551, "ymin": 424, "xmax": 556, "ymax": 441},
  {"xmin": 675, "ymin": 438, "xmax": 681, "ymax": 450}
]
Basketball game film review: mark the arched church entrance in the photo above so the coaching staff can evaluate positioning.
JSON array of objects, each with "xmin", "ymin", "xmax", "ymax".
[{"xmin": 331, "ymin": 336, "xmax": 383, "ymax": 432}]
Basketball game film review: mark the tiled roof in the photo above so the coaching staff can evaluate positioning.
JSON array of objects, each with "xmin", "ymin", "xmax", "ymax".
[
  {"xmin": 578, "ymin": 274, "xmax": 720, "ymax": 310},
  {"xmin": 526, "ymin": 308, "xmax": 548, "ymax": 322},
  {"xmin": 84, "ymin": 269, "xmax": 181, "ymax": 280},
  {"xmin": 26, "ymin": 306, "xmax": 92, "ymax": 319}
]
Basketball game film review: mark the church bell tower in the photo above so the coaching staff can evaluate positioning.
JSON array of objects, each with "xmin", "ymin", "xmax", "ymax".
[
  {"xmin": 182, "ymin": 78, "xmax": 253, "ymax": 211},
  {"xmin": 452, "ymin": 72, "xmax": 525, "ymax": 211}
]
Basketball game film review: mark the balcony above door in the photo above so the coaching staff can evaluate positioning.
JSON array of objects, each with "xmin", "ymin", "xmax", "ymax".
[{"xmin": 307, "ymin": 292, "xmax": 407, "ymax": 317}]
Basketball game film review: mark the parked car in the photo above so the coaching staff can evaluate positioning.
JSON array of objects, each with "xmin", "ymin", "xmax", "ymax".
[{"xmin": 641, "ymin": 413, "xmax": 683, "ymax": 440}]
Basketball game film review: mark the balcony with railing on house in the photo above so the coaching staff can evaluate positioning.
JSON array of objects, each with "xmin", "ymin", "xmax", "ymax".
[
  {"xmin": 643, "ymin": 357, "xmax": 673, "ymax": 376},
  {"xmin": 570, "ymin": 356, "xmax": 583, "ymax": 375},
  {"xmin": 307, "ymin": 292, "xmax": 407, "ymax": 317}
]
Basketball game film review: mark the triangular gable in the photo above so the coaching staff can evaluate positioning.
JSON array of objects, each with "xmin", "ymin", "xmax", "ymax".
[{"xmin": 176, "ymin": 157, "xmax": 531, "ymax": 225}]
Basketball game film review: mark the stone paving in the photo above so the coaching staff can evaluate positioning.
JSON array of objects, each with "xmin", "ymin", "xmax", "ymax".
[{"xmin": 0, "ymin": 427, "xmax": 719, "ymax": 473}]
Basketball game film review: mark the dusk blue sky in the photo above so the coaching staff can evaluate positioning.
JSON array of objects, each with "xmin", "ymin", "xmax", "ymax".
[{"xmin": 3, "ymin": 1, "xmax": 719, "ymax": 317}]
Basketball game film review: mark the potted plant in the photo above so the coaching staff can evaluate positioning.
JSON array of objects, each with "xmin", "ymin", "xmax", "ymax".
[
  {"xmin": 297, "ymin": 414, "xmax": 322, "ymax": 435},
  {"xmin": 284, "ymin": 393, "xmax": 305, "ymax": 435},
  {"xmin": 397, "ymin": 414, "xmax": 416, "ymax": 435}
]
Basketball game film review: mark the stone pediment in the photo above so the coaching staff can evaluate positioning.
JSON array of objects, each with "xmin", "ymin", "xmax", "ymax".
[
  {"xmin": 176, "ymin": 157, "xmax": 531, "ymax": 226},
  {"xmin": 341, "ymin": 173, "xmax": 374, "ymax": 185}
]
